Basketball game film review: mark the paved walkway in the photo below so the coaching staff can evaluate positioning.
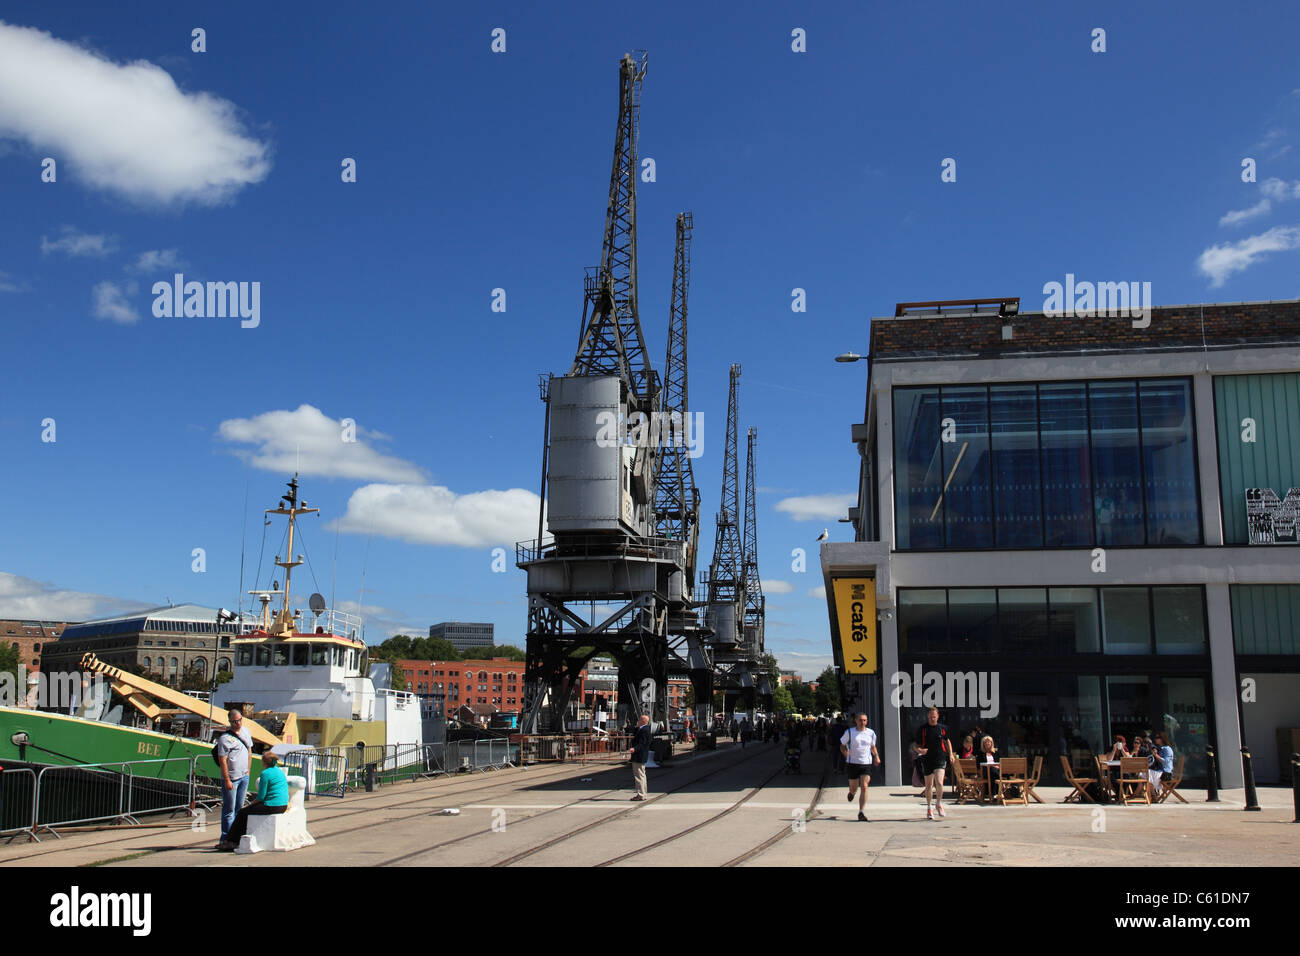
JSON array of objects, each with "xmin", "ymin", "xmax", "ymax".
[{"xmin": 0, "ymin": 744, "xmax": 1294, "ymax": 867}]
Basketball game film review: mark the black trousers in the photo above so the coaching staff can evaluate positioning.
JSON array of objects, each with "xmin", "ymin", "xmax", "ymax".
[{"xmin": 226, "ymin": 802, "xmax": 287, "ymax": 844}]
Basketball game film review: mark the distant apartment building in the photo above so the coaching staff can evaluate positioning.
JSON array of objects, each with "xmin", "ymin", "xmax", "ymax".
[
  {"xmin": 777, "ymin": 669, "xmax": 799, "ymax": 687},
  {"xmin": 428, "ymin": 622, "xmax": 494, "ymax": 653},
  {"xmin": 398, "ymin": 655, "xmax": 600, "ymax": 723},
  {"xmin": 667, "ymin": 676, "xmax": 692, "ymax": 716},
  {"xmin": 1, "ymin": 619, "xmax": 73, "ymax": 673}
]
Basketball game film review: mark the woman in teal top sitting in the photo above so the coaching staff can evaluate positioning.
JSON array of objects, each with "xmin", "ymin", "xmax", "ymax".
[{"xmin": 220, "ymin": 751, "xmax": 290, "ymax": 850}]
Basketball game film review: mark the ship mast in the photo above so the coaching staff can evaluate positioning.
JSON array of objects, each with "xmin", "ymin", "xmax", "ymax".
[{"xmin": 266, "ymin": 475, "xmax": 318, "ymax": 637}]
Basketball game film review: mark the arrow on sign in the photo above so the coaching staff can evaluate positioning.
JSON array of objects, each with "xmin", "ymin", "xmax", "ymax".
[{"xmin": 853, "ymin": 655, "xmax": 869, "ymax": 668}]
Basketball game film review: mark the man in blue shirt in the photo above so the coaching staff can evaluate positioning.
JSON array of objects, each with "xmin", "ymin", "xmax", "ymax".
[{"xmin": 221, "ymin": 751, "xmax": 290, "ymax": 850}]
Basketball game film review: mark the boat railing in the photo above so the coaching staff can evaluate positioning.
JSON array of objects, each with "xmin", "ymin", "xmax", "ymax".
[{"xmin": 305, "ymin": 607, "xmax": 363, "ymax": 640}]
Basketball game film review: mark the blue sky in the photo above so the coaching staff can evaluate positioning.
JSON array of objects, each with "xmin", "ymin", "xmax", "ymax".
[{"xmin": 2, "ymin": 1, "xmax": 1299, "ymax": 677}]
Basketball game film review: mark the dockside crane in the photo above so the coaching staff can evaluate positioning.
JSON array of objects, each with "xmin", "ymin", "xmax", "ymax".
[
  {"xmin": 518, "ymin": 52, "xmax": 682, "ymax": 735},
  {"xmin": 742, "ymin": 427, "xmax": 773, "ymax": 710},
  {"xmin": 704, "ymin": 365, "xmax": 749, "ymax": 717},
  {"xmin": 655, "ymin": 213, "xmax": 713, "ymax": 730}
]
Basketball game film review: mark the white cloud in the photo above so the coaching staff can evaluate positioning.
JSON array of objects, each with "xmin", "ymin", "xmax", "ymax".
[
  {"xmin": 131, "ymin": 248, "xmax": 182, "ymax": 272},
  {"xmin": 0, "ymin": 21, "xmax": 271, "ymax": 205},
  {"xmin": 40, "ymin": 225, "xmax": 116, "ymax": 257},
  {"xmin": 0, "ymin": 270, "xmax": 22, "ymax": 293},
  {"xmin": 92, "ymin": 280, "xmax": 138, "ymax": 324},
  {"xmin": 333, "ymin": 483, "xmax": 541, "ymax": 549},
  {"xmin": 764, "ymin": 580, "xmax": 794, "ymax": 594},
  {"xmin": 774, "ymin": 493, "xmax": 855, "ymax": 521},
  {"xmin": 217, "ymin": 405, "xmax": 426, "ymax": 483},
  {"xmin": 1197, "ymin": 225, "xmax": 1300, "ymax": 286},
  {"xmin": 1219, "ymin": 199, "xmax": 1271, "ymax": 227},
  {"xmin": 1260, "ymin": 177, "xmax": 1300, "ymax": 201},
  {"xmin": 0, "ymin": 571, "xmax": 149, "ymax": 621},
  {"xmin": 808, "ymin": 585, "xmax": 826, "ymax": 599}
]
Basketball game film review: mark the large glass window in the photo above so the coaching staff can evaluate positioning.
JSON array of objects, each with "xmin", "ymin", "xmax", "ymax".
[
  {"xmin": 1089, "ymin": 381, "xmax": 1143, "ymax": 546},
  {"xmin": 999, "ymin": 589, "xmax": 1048, "ymax": 656},
  {"xmin": 948, "ymin": 589, "xmax": 997, "ymax": 655},
  {"xmin": 1140, "ymin": 380, "xmax": 1200, "ymax": 544},
  {"xmin": 941, "ymin": 386, "xmax": 992, "ymax": 548},
  {"xmin": 990, "ymin": 385, "xmax": 1042, "ymax": 547},
  {"xmin": 1047, "ymin": 587, "xmax": 1100, "ymax": 654},
  {"xmin": 893, "ymin": 388, "xmax": 943, "ymax": 549},
  {"xmin": 894, "ymin": 378, "xmax": 1200, "ymax": 549},
  {"xmin": 898, "ymin": 589, "xmax": 947, "ymax": 655},
  {"xmin": 1160, "ymin": 678, "xmax": 1209, "ymax": 782},
  {"xmin": 1100, "ymin": 588, "xmax": 1152, "ymax": 654},
  {"xmin": 1153, "ymin": 587, "xmax": 1206, "ymax": 654},
  {"xmin": 899, "ymin": 586, "xmax": 1205, "ymax": 657},
  {"xmin": 1039, "ymin": 383, "xmax": 1093, "ymax": 547}
]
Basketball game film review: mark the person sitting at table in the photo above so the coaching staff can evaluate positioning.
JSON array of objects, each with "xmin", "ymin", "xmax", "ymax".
[
  {"xmin": 1103, "ymin": 734, "xmax": 1128, "ymax": 760},
  {"xmin": 976, "ymin": 735, "xmax": 1000, "ymax": 793},
  {"xmin": 1132, "ymin": 734, "xmax": 1152, "ymax": 759},
  {"xmin": 959, "ymin": 736, "xmax": 975, "ymax": 759},
  {"xmin": 1147, "ymin": 732, "xmax": 1175, "ymax": 799}
]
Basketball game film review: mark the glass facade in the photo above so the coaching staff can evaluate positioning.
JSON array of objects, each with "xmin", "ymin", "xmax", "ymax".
[
  {"xmin": 897, "ymin": 586, "xmax": 1213, "ymax": 783},
  {"xmin": 899, "ymin": 586, "xmax": 1207, "ymax": 657},
  {"xmin": 893, "ymin": 379, "xmax": 1201, "ymax": 549},
  {"xmin": 1214, "ymin": 372, "xmax": 1300, "ymax": 545}
]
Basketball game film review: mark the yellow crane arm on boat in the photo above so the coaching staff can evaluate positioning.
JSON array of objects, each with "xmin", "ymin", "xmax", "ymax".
[
  {"xmin": 79, "ymin": 653, "xmax": 283, "ymax": 747},
  {"xmin": 109, "ymin": 681, "xmax": 162, "ymax": 721}
]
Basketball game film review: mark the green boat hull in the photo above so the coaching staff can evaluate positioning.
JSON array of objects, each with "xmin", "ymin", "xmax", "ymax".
[{"xmin": 0, "ymin": 707, "xmax": 260, "ymax": 784}]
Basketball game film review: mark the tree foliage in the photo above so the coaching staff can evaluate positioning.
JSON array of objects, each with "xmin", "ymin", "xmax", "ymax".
[
  {"xmin": 371, "ymin": 634, "xmax": 526, "ymax": 663},
  {"xmin": 814, "ymin": 666, "xmax": 841, "ymax": 715},
  {"xmin": 772, "ymin": 684, "xmax": 795, "ymax": 714},
  {"xmin": 788, "ymin": 679, "xmax": 815, "ymax": 714}
]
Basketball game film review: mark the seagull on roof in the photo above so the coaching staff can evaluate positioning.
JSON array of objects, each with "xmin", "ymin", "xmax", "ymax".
[{"xmin": 815, "ymin": 528, "xmax": 828, "ymax": 542}]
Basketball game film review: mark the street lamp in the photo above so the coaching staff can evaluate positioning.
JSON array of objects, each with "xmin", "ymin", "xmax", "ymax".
[
  {"xmin": 834, "ymin": 352, "xmax": 864, "ymax": 363},
  {"xmin": 208, "ymin": 608, "xmax": 238, "ymax": 739}
]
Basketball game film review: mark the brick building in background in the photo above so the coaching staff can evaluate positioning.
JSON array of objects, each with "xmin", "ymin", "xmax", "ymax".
[
  {"xmin": 1, "ymin": 620, "xmax": 72, "ymax": 673},
  {"xmin": 398, "ymin": 657, "xmax": 591, "ymax": 723}
]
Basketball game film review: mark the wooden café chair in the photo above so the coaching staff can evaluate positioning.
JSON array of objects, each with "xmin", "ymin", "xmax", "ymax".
[
  {"xmin": 1155, "ymin": 755, "xmax": 1189, "ymax": 804},
  {"xmin": 951, "ymin": 757, "xmax": 984, "ymax": 804},
  {"xmin": 996, "ymin": 757, "xmax": 1029, "ymax": 805},
  {"xmin": 1060, "ymin": 755, "xmax": 1096, "ymax": 803},
  {"xmin": 1118, "ymin": 756, "xmax": 1151, "ymax": 805}
]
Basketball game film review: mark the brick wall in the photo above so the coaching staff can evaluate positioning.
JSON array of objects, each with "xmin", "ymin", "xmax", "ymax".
[{"xmin": 870, "ymin": 301, "xmax": 1300, "ymax": 359}]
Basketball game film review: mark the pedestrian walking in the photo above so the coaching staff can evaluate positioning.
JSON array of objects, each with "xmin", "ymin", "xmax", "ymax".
[
  {"xmin": 916, "ymin": 706, "xmax": 954, "ymax": 820},
  {"xmin": 841, "ymin": 713, "xmax": 880, "ymax": 822},
  {"xmin": 215, "ymin": 708, "xmax": 254, "ymax": 850},
  {"xmin": 629, "ymin": 714, "xmax": 652, "ymax": 801}
]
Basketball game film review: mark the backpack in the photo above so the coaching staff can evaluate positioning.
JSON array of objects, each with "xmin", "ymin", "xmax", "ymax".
[{"xmin": 212, "ymin": 728, "xmax": 249, "ymax": 769}]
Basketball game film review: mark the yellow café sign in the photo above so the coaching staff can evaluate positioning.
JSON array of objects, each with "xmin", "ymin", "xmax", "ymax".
[{"xmin": 832, "ymin": 578, "xmax": 877, "ymax": 675}]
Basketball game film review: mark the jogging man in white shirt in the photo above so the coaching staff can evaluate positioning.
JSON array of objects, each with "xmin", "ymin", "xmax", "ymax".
[{"xmin": 840, "ymin": 712, "xmax": 881, "ymax": 822}]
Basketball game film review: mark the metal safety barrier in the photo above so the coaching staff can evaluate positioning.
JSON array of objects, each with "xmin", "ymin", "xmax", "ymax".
[
  {"xmin": 0, "ymin": 768, "xmax": 37, "ymax": 842},
  {"xmin": 281, "ymin": 747, "xmax": 347, "ymax": 798},
  {"xmin": 514, "ymin": 734, "xmax": 633, "ymax": 766}
]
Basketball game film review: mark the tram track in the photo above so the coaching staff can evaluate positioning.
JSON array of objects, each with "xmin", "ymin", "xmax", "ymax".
[
  {"xmin": 721, "ymin": 755, "xmax": 829, "ymax": 866},
  {"xmin": 489, "ymin": 744, "xmax": 781, "ymax": 868},
  {"xmin": 0, "ymin": 753, "xmax": 631, "ymax": 865},
  {"xmin": 590, "ymin": 763, "xmax": 787, "ymax": 867},
  {"xmin": 376, "ymin": 743, "xmax": 770, "ymax": 867}
]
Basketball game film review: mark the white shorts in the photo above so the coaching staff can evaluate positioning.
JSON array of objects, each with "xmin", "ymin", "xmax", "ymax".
[{"xmin": 1148, "ymin": 769, "xmax": 1164, "ymax": 788}]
